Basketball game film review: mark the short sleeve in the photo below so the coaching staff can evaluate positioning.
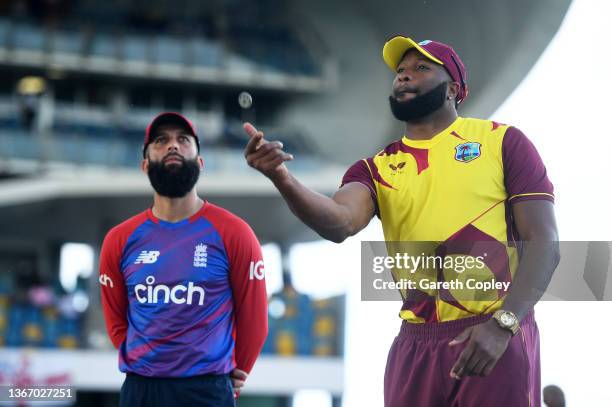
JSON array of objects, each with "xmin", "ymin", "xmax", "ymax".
[
  {"xmin": 502, "ymin": 127, "xmax": 554, "ymax": 204},
  {"xmin": 341, "ymin": 159, "xmax": 379, "ymax": 216}
]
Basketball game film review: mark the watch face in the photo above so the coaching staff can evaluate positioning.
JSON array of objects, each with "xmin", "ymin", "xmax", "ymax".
[{"xmin": 500, "ymin": 312, "xmax": 516, "ymax": 327}]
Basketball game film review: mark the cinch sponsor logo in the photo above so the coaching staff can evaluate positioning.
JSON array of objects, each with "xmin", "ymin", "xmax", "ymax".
[
  {"xmin": 99, "ymin": 274, "xmax": 114, "ymax": 288},
  {"xmin": 135, "ymin": 250, "xmax": 160, "ymax": 264},
  {"xmin": 249, "ymin": 260, "xmax": 265, "ymax": 280},
  {"xmin": 134, "ymin": 276, "xmax": 205, "ymax": 305}
]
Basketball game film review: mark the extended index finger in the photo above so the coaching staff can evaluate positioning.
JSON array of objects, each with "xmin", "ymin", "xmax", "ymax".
[
  {"xmin": 243, "ymin": 122, "xmax": 259, "ymax": 138},
  {"xmin": 244, "ymin": 128, "xmax": 263, "ymax": 156}
]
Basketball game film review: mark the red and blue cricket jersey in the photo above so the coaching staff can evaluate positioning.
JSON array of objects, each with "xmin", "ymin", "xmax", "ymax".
[{"xmin": 99, "ymin": 202, "xmax": 268, "ymax": 377}]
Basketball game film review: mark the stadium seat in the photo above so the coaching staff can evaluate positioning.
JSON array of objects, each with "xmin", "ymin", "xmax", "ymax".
[
  {"xmin": 51, "ymin": 29, "xmax": 84, "ymax": 55},
  {"xmin": 153, "ymin": 36, "xmax": 184, "ymax": 64},
  {"xmin": 123, "ymin": 35, "xmax": 149, "ymax": 61},
  {"xmin": 90, "ymin": 32, "xmax": 116, "ymax": 58},
  {"xmin": 13, "ymin": 23, "xmax": 45, "ymax": 51},
  {"xmin": 0, "ymin": 19, "xmax": 10, "ymax": 49}
]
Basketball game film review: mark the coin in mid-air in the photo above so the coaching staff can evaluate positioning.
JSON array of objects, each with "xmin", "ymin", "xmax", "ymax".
[{"xmin": 238, "ymin": 91, "xmax": 253, "ymax": 109}]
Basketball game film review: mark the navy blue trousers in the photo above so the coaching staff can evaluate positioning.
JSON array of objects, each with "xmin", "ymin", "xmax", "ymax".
[{"xmin": 120, "ymin": 373, "xmax": 235, "ymax": 407}]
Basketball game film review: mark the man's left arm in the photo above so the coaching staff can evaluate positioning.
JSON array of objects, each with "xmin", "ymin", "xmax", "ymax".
[
  {"xmin": 500, "ymin": 200, "xmax": 560, "ymax": 319},
  {"xmin": 227, "ymin": 220, "xmax": 269, "ymax": 395},
  {"xmin": 449, "ymin": 126, "xmax": 560, "ymax": 379},
  {"xmin": 449, "ymin": 200, "xmax": 559, "ymax": 379}
]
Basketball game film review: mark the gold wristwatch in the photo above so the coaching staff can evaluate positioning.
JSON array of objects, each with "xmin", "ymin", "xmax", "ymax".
[{"xmin": 492, "ymin": 310, "xmax": 519, "ymax": 336}]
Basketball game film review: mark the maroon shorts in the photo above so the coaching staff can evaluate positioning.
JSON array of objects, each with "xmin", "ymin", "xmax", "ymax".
[{"xmin": 384, "ymin": 311, "xmax": 540, "ymax": 407}]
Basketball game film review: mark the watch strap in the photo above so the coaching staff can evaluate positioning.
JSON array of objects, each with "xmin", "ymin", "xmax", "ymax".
[{"xmin": 492, "ymin": 310, "xmax": 519, "ymax": 336}]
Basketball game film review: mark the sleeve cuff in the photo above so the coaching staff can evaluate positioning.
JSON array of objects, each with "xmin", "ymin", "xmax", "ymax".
[{"xmin": 508, "ymin": 193, "xmax": 555, "ymax": 204}]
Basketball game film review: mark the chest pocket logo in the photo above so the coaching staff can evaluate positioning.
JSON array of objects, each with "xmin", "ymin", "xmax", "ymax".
[
  {"xmin": 389, "ymin": 162, "xmax": 406, "ymax": 174},
  {"xmin": 454, "ymin": 142, "xmax": 481, "ymax": 163},
  {"xmin": 193, "ymin": 243, "xmax": 208, "ymax": 268},
  {"xmin": 134, "ymin": 250, "xmax": 160, "ymax": 264}
]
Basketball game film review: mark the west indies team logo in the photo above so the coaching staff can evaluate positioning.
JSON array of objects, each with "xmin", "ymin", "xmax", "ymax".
[{"xmin": 454, "ymin": 142, "xmax": 481, "ymax": 163}]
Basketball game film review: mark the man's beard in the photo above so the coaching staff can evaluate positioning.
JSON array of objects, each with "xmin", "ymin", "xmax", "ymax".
[
  {"xmin": 388, "ymin": 81, "xmax": 448, "ymax": 122},
  {"xmin": 147, "ymin": 155, "xmax": 200, "ymax": 198}
]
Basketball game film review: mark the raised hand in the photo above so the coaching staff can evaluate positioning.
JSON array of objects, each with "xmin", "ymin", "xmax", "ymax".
[{"xmin": 243, "ymin": 122, "xmax": 293, "ymax": 183}]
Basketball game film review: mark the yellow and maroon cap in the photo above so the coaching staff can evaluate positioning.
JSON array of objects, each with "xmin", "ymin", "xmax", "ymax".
[
  {"xmin": 143, "ymin": 112, "xmax": 200, "ymax": 158},
  {"xmin": 383, "ymin": 36, "xmax": 469, "ymax": 104}
]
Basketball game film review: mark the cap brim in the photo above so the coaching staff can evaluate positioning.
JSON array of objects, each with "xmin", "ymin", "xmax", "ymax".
[
  {"xmin": 382, "ymin": 36, "xmax": 444, "ymax": 71},
  {"xmin": 148, "ymin": 112, "xmax": 196, "ymax": 139}
]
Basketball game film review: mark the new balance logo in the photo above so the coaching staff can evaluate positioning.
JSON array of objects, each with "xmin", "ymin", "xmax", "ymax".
[
  {"xmin": 134, "ymin": 250, "xmax": 160, "ymax": 264},
  {"xmin": 249, "ymin": 260, "xmax": 265, "ymax": 281}
]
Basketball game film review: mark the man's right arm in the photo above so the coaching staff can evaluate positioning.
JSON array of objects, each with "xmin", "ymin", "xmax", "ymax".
[
  {"xmin": 99, "ymin": 231, "xmax": 128, "ymax": 349},
  {"xmin": 243, "ymin": 123, "xmax": 374, "ymax": 243},
  {"xmin": 273, "ymin": 174, "xmax": 374, "ymax": 243}
]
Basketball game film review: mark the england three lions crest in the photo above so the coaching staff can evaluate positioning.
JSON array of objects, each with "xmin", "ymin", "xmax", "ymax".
[
  {"xmin": 454, "ymin": 142, "xmax": 481, "ymax": 163},
  {"xmin": 193, "ymin": 243, "xmax": 208, "ymax": 268}
]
